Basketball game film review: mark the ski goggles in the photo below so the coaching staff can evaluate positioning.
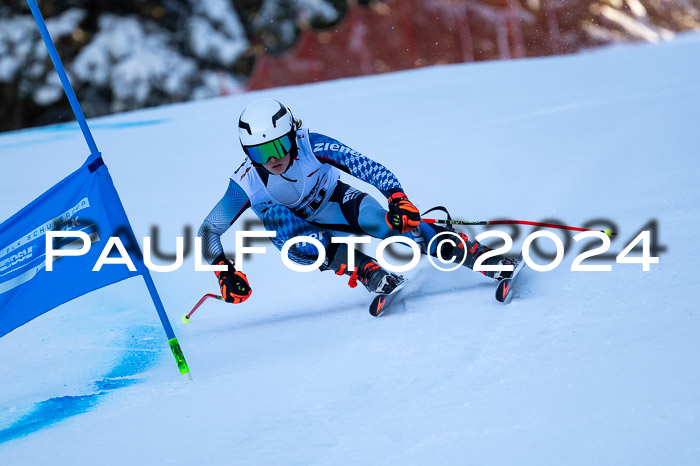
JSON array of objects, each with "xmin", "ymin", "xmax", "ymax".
[{"xmin": 244, "ymin": 132, "xmax": 294, "ymax": 165}]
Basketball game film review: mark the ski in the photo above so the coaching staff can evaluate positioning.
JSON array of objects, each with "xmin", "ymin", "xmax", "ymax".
[
  {"xmin": 369, "ymin": 278, "xmax": 407, "ymax": 317},
  {"xmin": 495, "ymin": 254, "xmax": 526, "ymax": 303}
]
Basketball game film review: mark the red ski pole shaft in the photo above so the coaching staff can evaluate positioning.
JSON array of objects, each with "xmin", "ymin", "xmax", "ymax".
[
  {"xmin": 422, "ymin": 218, "xmax": 617, "ymax": 236},
  {"xmin": 182, "ymin": 293, "xmax": 224, "ymax": 323}
]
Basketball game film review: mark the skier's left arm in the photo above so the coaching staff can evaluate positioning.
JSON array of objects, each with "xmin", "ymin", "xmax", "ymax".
[{"xmin": 311, "ymin": 133, "xmax": 421, "ymax": 233}]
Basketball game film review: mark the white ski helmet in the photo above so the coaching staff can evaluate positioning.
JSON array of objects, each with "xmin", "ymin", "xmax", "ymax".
[{"xmin": 238, "ymin": 98, "xmax": 296, "ymax": 165}]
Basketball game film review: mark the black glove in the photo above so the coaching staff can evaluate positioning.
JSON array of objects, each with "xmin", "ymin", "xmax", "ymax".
[
  {"xmin": 385, "ymin": 192, "xmax": 421, "ymax": 233},
  {"xmin": 214, "ymin": 255, "xmax": 252, "ymax": 304}
]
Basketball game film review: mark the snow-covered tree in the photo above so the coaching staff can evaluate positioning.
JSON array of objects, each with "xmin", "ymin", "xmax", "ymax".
[{"xmin": 0, "ymin": 0, "xmax": 698, "ymax": 132}]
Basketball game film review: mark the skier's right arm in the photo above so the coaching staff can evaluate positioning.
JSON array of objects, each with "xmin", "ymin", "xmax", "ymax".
[{"xmin": 198, "ymin": 180, "xmax": 252, "ymax": 303}]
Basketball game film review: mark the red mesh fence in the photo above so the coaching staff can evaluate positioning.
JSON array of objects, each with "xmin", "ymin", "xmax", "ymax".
[{"xmin": 246, "ymin": 0, "xmax": 549, "ymax": 91}]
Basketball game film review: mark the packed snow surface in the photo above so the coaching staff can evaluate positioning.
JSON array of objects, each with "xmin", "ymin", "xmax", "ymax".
[{"xmin": 1, "ymin": 36, "xmax": 699, "ymax": 464}]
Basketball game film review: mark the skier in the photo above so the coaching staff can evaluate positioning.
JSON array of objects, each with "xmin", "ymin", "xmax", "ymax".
[{"xmin": 198, "ymin": 98, "xmax": 517, "ymax": 305}]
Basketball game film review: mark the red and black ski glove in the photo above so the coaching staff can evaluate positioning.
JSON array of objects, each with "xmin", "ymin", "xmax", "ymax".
[
  {"xmin": 214, "ymin": 255, "xmax": 252, "ymax": 304},
  {"xmin": 385, "ymin": 192, "xmax": 421, "ymax": 234}
]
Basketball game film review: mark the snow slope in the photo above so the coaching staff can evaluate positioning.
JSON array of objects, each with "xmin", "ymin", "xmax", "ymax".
[{"xmin": 1, "ymin": 35, "xmax": 700, "ymax": 465}]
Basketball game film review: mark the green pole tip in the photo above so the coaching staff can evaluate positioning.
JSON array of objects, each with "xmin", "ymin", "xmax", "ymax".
[
  {"xmin": 182, "ymin": 314, "xmax": 191, "ymax": 324},
  {"xmin": 168, "ymin": 338, "xmax": 190, "ymax": 376}
]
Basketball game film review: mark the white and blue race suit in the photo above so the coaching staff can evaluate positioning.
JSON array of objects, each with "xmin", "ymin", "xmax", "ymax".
[{"xmin": 199, "ymin": 129, "xmax": 446, "ymax": 266}]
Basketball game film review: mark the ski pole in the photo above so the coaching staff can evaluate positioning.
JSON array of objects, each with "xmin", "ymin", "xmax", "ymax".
[
  {"xmin": 182, "ymin": 293, "xmax": 225, "ymax": 323},
  {"xmin": 422, "ymin": 218, "xmax": 616, "ymax": 236}
]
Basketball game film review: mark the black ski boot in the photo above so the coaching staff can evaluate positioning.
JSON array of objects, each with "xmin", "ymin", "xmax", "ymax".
[
  {"xmin": 431, "ymin": 228, "xmax": 520, "ymax": 280},
  {"xmin": 322, "ymin": 243, "xmax": 405, "ymax": 294},
  {"xmin": 355, "ymin": 257, "xmax": 405, "ymax": 294},
  {"xmin": 490, "ymin": 257, "xmax": 520, "ymax": 281}
]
